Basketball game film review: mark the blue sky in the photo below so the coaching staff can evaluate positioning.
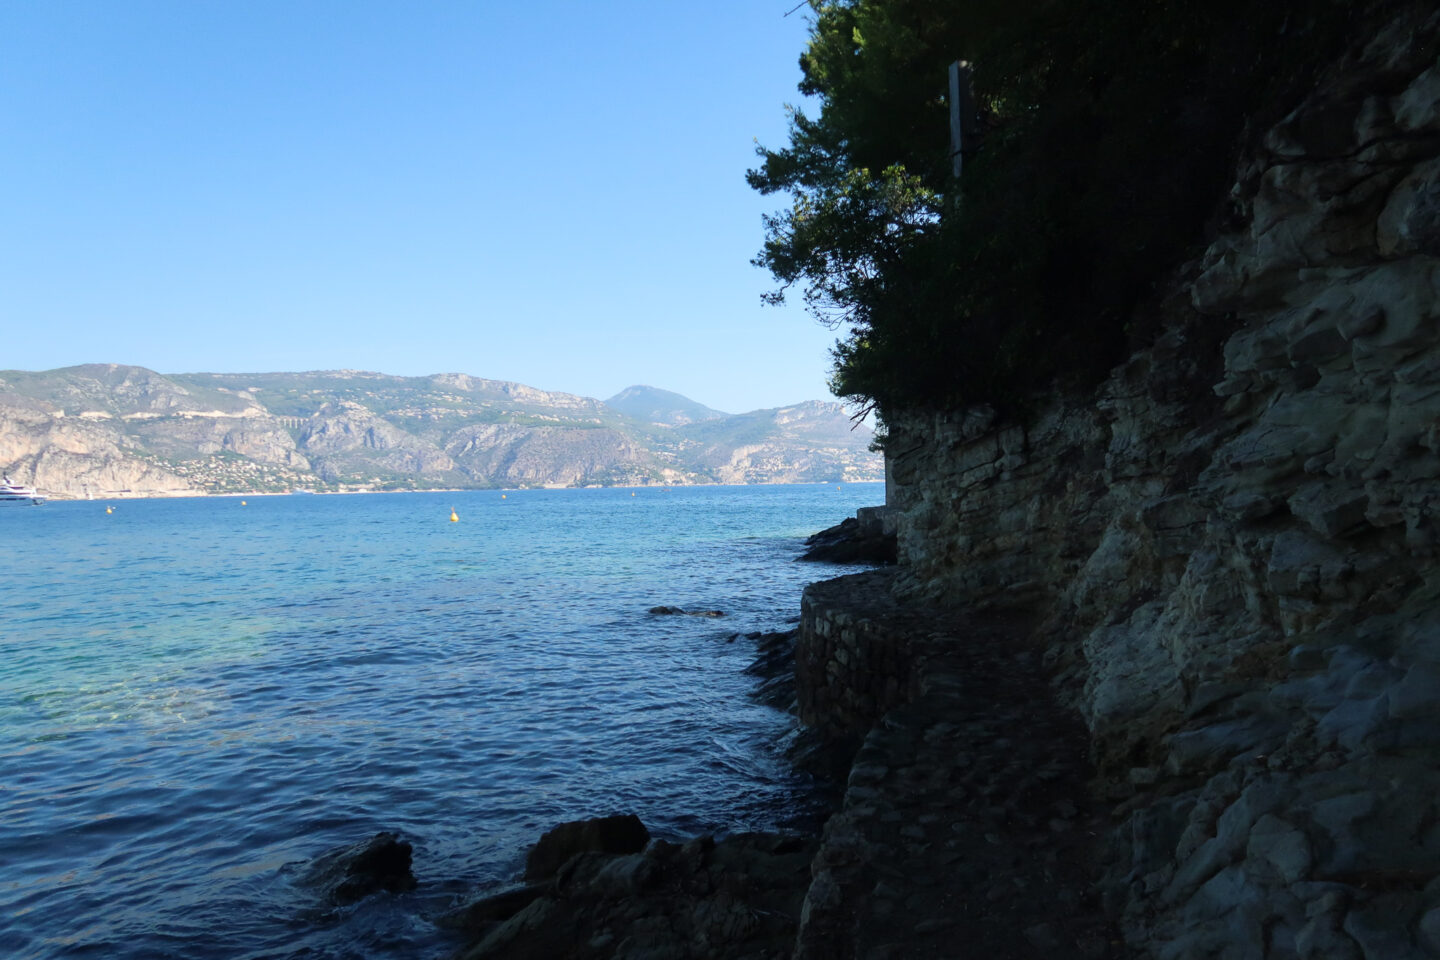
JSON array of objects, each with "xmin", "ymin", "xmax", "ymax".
[{"xmin": 0, "ymin": 1, "xmax": 840, "ymax": 414}]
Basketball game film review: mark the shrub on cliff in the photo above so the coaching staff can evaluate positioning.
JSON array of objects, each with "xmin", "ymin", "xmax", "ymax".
[{"xmin": 751, "ymin": 0, "xmax": 1373, "ymax": 419}]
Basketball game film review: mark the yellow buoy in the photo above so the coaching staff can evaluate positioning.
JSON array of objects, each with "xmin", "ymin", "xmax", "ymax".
[
  {"xmin": 631, "ymin": 491, "xmax": 636, "ymax": 496},
  {"xmin": 450, "ymin": 508, "xmax": 459, "ymax": 522},
  {"xmin": 501, "ymin": 494, "xmax": 506, "ymax": 499},
  {"xmin": 241, "ymin": 500, "xmax": 247, "ymax": 505},
  {"xmin": 106, "ymin": 506, "xmax": 113, "ymax": 514}
]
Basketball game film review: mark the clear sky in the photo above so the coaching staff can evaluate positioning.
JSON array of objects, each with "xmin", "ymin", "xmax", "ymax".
[{"xmin": 0, "ymin": 1, "xmax": 839, "ymax": 414}]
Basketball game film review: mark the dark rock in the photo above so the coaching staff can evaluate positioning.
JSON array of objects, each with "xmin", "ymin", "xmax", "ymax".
[
  {"xmin": 798, "ymin": 516, "xmax": 897, "ymax": 565},
  {"xmin": 300, "ymin": 831, "xmax": 416, "ymax": 904},
  {"xmin": 741, "ymin": 630, "xmax": 800, "ymax": 711},
  {"xmin": 457, "ymin": 831, "xmax": 818, "ymax": 959},
  {"xmin": 647, "ymin": 606, "xmax": 726, "ymax": 617},
  {"xmin": 784, "ymin": 723, "xmax": 865, "ymax": 788},
  {"xmin": 524, "ymin": 815, "xmax": 651, "ymax": 882},
  {"xmin": 438, "ymin": 883, "xmax": 551, "ymax": 933}
]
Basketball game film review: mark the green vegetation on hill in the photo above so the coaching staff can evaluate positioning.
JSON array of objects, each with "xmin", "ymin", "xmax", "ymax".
[
  {"xmin": 604, "ymin": 385, "xmax": 729, "ymax": 425},
  {"xmin": 3, "ymin": 364, "xmax": 253, "ymax": 416},
  {"xmin": 751, "ymin": 0, "xmax": 1371, "ymax": 418}
]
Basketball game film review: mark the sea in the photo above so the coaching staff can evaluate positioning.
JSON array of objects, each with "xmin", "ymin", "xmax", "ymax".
[{"xmin": 0, "ymin": 483, "xmax": 882, "ymax": 960}]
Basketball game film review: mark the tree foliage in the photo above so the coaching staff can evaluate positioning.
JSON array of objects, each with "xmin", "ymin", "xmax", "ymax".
[{"xmin": 751, "ymin": 0, "xmax": 1370, "ymax": 418}]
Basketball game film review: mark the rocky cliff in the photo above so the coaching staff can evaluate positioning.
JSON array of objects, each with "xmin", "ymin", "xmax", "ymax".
[
  {"xmin": 798, "ymin": 6, "xmax": 1440, "ymax": 957},
  {"xmin": 0, "ymin": 366, "xmax": 882, "ymax": 497}
]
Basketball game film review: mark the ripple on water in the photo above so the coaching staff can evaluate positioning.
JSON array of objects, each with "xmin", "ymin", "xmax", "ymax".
[{"xmin": 0, "ymin": 484, "xmax": 882, "ymax": 959}]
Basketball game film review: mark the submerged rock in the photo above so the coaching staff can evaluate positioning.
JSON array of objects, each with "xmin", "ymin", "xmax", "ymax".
[
  {"xmin": 647, "ymin": 605, "xmax": 726, "ymax": 617},
  {"xmin": 300, "ymin": 831, "xmax": 417, "ymax": 904},
  {"xmin": 439, "ymin": 883, "xmax": 552, "ymax": 935}
]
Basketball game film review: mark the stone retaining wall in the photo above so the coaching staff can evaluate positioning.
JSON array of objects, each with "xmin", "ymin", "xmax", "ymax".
[{"xmin": 797, "ymin": 571, "xmax": 920, "ymax": 732}]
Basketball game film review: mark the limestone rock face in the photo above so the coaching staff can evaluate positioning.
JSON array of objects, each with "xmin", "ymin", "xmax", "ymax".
[
  {"xmin": 881, "ymin": 6, "xmax": 1440, "ymax": 957},
  {"xmin": 131, "ymin": 416, "xmax": 305, "ymax": 468},
  {"xmin": 443, "ymin": 422, "xmax": 646, "ymax": 487},
  {"xmin": 0, "ymin": 392, "xmax": 196, "ymax": 498},
  {"xmin": 300, "ymin": 401, "xmax": 456, "ymax": 478},
  {"xmin": 687, "ymin": 401, "xmax": 878, "ymax": 484}
]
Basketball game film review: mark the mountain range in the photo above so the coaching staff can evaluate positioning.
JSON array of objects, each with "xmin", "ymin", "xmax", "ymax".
[{"xmin": 0, "ymin": 365, "xmax": 881, "ymax": 498}]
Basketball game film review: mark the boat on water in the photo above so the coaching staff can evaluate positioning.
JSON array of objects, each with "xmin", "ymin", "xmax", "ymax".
[{"xmin": 0, "ymin": 474, "xmax": 47, "ymax": 505}]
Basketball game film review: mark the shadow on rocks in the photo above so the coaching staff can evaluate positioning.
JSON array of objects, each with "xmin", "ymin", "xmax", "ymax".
[
  {"xmin": 797, "ymin": 517, "xmax": 896, "ymax": 565},
  {"xmin": 443, "ymin": 815, "xmax": 817, "ymax": 960},
  {"xmin": 742, "ymin": 627, "xmax": 862, "ymax": 809}
]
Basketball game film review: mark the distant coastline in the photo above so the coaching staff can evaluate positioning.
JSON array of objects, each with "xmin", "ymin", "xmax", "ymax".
[
  {"xmin": 34, "ymin": 478, "xmax": 882, "ymax": 502},
  {"xmin": 0, "ymin": 365, "xmax": 882, "ymax": 500}
]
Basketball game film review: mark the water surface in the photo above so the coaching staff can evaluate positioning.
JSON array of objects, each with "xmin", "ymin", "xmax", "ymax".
[{"xmin": 0, "ymin": 484, "xmax": 880, "ymax": 959}]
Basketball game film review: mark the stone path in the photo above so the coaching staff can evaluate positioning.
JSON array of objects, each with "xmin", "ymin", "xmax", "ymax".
[{"xmin": 794, "ymin": 615, "xmax": 1131, "ymax": 960}]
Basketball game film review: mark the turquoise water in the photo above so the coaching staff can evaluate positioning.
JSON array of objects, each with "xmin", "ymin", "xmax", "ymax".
[{"xmin": 0, "ymin": 484, "xmax": 879, "ymax": 959}]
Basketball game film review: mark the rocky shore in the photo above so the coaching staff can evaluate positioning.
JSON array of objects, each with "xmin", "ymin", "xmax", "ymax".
[
  {"xmin": 430, "ymin": 626, "xmax": 814, "ymax": 959},
  {"xmin": 437, "ymin": 572, "xmax": 1131, "ymax": 960},
  {"xmin": 309, "ymin": 9, "xmax": 1440, "ymax": 955},
  {"xmin": 444, "ymin": 6, "xmax": 1440, "ymax": 957}
]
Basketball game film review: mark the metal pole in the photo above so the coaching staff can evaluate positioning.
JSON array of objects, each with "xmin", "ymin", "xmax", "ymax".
[{"xmin": 949, "ymin": 60, "xmax": 975, "ymax": 179}]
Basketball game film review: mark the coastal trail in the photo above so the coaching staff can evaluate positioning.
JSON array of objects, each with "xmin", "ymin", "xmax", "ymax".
[{"xmin": 795, "ymin": 605, "xmax": 1130, "ymax": 960}]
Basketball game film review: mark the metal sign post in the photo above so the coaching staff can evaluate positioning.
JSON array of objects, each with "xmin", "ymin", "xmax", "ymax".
[{"xmin": 949, "ymin": 60, "xmax": 976, "ymax": 179}]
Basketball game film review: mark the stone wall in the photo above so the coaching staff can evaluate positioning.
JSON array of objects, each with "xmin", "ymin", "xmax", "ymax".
[
  {"xmin": 843, "ymin": 6, "xmax": 1440, "ymax": 957},
  {"xmin": 797, "ymin": 572, "xmax": 919, "ymax": 732}
]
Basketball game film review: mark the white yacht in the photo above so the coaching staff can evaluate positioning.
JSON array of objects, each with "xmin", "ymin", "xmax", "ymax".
[{"xmin": 0, "ymin": 474, "xmax": 47, "ymax": 505}]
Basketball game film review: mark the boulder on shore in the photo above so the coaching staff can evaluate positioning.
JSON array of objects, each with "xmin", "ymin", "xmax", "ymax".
[
  {"xmin": 798, "ymin": 514, "xmax": 896, "ymax": 564},
  {"xmin": 524, "ymin": 814, "xmax": 651, "ymax": 882},
  {"xmin": 454, "ymin": 831, "xmax": 817, "ymax": 960}
]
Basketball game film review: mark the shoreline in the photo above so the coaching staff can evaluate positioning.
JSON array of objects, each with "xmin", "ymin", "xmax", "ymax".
[
  {"xmin": 439, "ymin": 622, "xmax": 833, "ymax": 960},
  {"xmin": 441, "ymin": 565, "xmax": 1128, "ymax": 960},
  {"xmin": 26, "ymin": 479, "xmax": 885, "ymax": 503},
  {"xmin": 441, "ymin": 523, "xmax": 1126, "ymax": 959}
]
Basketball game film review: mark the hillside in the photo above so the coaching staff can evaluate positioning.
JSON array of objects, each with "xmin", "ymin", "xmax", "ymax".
[
  {"xmin": 603, "ymin": 385, "xmax": 729, "ymax": 426},
  {"xmin": 0, "ymin": 365, "xmax": 881, "ymax": 498}
]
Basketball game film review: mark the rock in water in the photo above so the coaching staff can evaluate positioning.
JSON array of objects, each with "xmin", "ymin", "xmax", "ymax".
[
  {"xmin": 647, "ymin": 606, "xmax": 726, "ymax": 617},
  {"xmin": 524, "ymin": 815, "xmax": 650, "ymax": 882},
  {"xmin": 301, "ymin": 831, "xmax": 417, "ymax": 904},
  {"xmin": 438, "ymin": 883, "xmax": 552, "ymax": 934}
]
